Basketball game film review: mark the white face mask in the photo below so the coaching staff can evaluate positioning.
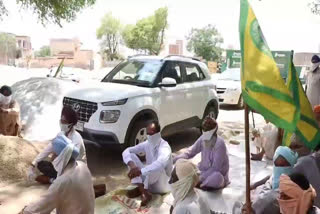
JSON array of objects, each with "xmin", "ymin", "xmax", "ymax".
[
  {"xmin": 202, "ymin": 130, "xmax": 214, "ymax": 141},
  {"xmin": 0, "ymin": 94, "xmax": 11, "ymax": 106},
  {"xmin": 311, "ymin": 62, "xmax": 320, "ymax": 72},
  {"xmin": 147, "ymin": 132, "xmax": 161, "ymax": 145},
  {"xmin": 59, "ymin": 122, "xmax": 72, "ymax": 134}
]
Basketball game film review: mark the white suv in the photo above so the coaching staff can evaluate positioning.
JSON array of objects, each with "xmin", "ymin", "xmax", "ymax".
[
  {"xmin": 216, "ymin": 68, "xmax": 243, "ymax": 108},
  {"xmin": 63, "ymin": 55, "xmax": 219, "ymax": 148}
]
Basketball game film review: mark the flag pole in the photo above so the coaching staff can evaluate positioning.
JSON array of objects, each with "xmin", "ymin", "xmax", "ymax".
[{"xmin": 244, "ymin": 104, "xmax": 251, "ymax": 213}]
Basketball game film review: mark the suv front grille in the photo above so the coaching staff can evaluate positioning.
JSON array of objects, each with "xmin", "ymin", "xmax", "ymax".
[
  {"xmin": 217, "ymin": 88, "xmax": 226, "ymax": 94},
  {"xmin": 63, "ymin": 97, "xmax": 98, "ymax": 122}
]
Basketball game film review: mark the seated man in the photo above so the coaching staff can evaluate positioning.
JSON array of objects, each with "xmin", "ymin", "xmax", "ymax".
[
  {"xmin": 174, "ymin": 117, "xmax": 229, "ymax": 190},
  {"xmin": 234, "ymin": 146, "xmax": 298, "ymax": 214},
  {"xmin": 122, "ymin": 120, "xmax": 172, "ymax": 206},
  {"xmin": 169, "ymin": 159, "xmax": 211, "ymax": 214},
  {"xmin": 28, "ymin": 106, "xmax": 87, "ymax": 184},
  {"xmin": 251, "ymin": 120, "xmax": 283, "ymax": 161},
  {"xmin": 279, "ymin": 173, "xmax": 320, "ymax": 214},
  {"xmin": 0, "ymin": 85, "xmax": 21, "ymax": 136},
  {"xmin": 292, "ymin": 105, "xmax": 320, "ymax": 208},
  {"xmin": 20, "ymin": 135, "xmax": 95, "ymax": 214},
  {"xmin": 251, "ymin": 146, "xmax": 298, "ymax": 192}
]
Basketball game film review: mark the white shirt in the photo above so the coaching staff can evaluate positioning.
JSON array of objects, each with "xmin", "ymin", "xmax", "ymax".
[
  {"xmin": 122, "ymin": 138, "xmax": 172, "ymax": 177},
  {"xmin": 32, "ymin": 130, "xmax": 87, "ymax": 165},
  {"xmin": 306, "ymin": 69, "xmax": 320, "ymax": 108},
  {"xmin": 173, "ymin": 191, "xmax": 211, "ymax": 214},
  {"xmin": 23, "ymin": 161, "xmax": 95, "ymax": 214}
]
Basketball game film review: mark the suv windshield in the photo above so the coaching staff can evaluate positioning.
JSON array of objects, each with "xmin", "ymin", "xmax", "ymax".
[
  {"xmin": 219, "ymin": 69, "xmax": 241, "ymax": 81},
  {"xmin": 102, "ymin": 60, "xmax": 164, "ymax": 87}
]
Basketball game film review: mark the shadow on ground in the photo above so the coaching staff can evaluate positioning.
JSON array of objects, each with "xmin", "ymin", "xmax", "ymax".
[{"xmin": 85, "ymin": 128, "xmax": 200, "ymax": 192}]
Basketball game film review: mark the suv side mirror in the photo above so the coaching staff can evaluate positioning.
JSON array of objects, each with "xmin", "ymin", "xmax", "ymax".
[{"xmin": 159, "ymin": 77, "xmax": 177, "ymax": 87}]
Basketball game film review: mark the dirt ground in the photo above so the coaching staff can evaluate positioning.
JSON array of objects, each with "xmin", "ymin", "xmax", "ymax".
[{"xmin": 0, "ymin": 106, "xmax": 265, "ymax": 213}]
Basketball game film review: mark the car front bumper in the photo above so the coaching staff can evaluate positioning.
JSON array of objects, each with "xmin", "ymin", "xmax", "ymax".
[{"xmin": 78, "ymin": 128, "xmax": 120, "ymax": 145}]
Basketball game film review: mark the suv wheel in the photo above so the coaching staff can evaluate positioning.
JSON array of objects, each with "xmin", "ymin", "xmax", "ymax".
[
  {"xmin": 127, "ymin": 120, "xmax": 151, "ymax": 157},
  {"xmin": 135, "ymin": 127, "xmax": 147, "ymax": 146},
  {"xmin": 200, "ymin": 105, "xmax": 217, "ymax": 133},
  {"xmin": 204, "ymin": 105, "xmax": 217, "ymax": 120}
]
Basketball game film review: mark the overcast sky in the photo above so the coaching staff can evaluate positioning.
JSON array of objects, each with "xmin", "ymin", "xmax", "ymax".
[{"xmin": 1, "ymin": 0, "xmax": 320, "ymax": 53}]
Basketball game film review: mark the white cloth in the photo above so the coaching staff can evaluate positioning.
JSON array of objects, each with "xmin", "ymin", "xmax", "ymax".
[
  {"xmin": 122, "ymin": 137, "xmax": 172, "ymax": 192},
  {"xmin": 172, "ymin": 159, "xmax": 198, "ymax": 207},
  {"xmin": 173, "ymin": 190, "xmax": 211, "ymax": 214},
  {"xmin": 306, "ymin": 69, "xmax": 320, "ymax": 108},
  {"xmin": 52, "ymin": 142, "xmax": 75, "ymax": 176},
  {"xmin": 0, "ymin": 94, "xmax": 11, "ymax": 107},
  {"xmin": 23, "ymin": 161, "xmax": 95, "ymax": 214},
  {"xmin": 253, "ymin": 123, "xmax": 278, "ymax": 160},
  {"xmin": 32, "ymin": 129, "xmax": 87, "ymax": 165}
]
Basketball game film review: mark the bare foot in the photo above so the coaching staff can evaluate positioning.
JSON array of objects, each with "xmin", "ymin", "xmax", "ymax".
[
  {"xmin": 141, "ymin": 191, "xmax": 152, "ymax": 206},
  {"xmin": 251, "ymin": 152, "xmax": 263, "ymax": 161},
  {"xmin": 126, "ymin": 186, "xmax": 142, "ymax": 198},
  {"xmin": 94, "ymin": 184, "xmax": 106, "ymax": 198},
  {"xmin": 35, "ymin": 175, "xmax": 51, "ymax": 184}
]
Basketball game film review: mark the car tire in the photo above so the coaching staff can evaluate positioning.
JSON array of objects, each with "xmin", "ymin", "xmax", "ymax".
[
  {"xmin": 127, "ymin": 119, "xmax": 150, "ymax": 147},
  {"xmin": 237, "ymin": 95, "xmax": 244, "ymax": 109},
  {"xmin": 200, "ymin": 104, "xmax": 218, "ymax": 133}
]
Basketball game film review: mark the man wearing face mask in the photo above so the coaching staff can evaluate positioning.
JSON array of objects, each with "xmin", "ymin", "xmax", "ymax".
[
  {"xmin": 278, "ymin": 173, "xmax": 320, "ymax": 214},
  {"xmin": 28, "ymin": 106, "xmax": 86, "ymax": 184},
  {"xmin": 122, "ymin": 120, "xmax": 173, "ymax": 206},
  {"xmin": 173, "ymin": 117, "xmax": 229, "ymax": 191},
  {"xmin": 0, "ymin": 85, "xmax": 21, "ymax": 136},
  {"xmin": 306, "ymin": 55, "xmax": 320, "ymax": 108},
  {"xmin": 169, "ymin": 159, "xmax": 211, "ymax": 214},
  {"xmin": 20, "ymin": 135, "xmax": 95, "ymax": 214},
  {"xmin": 234, "ymin": 146, "xmax": 298, "ymax": 214}
]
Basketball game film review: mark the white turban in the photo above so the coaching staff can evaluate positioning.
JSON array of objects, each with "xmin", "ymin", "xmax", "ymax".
[
  {"xmin": 52, "ymin": 134, "xmax": 79, "ymax": 176},
  {"xmin": 171, "ymin": 159, "xmax": 198, "ymax": 206}
]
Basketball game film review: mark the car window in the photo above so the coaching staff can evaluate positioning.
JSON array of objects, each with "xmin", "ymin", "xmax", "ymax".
[
  {"xmin": 218, "ymin": 69, "xmax": 240, "ymax": 81},
  {"xmin": 185, "ymin": 63, "xmax": 205, "ymax": 82},
  {"xmin": 103, "ymin": 60, "xmax": 163, "ymax": 87},
  {"xmin": 161, "ymin": 62, "xmax": 182, "ymax": 84}
]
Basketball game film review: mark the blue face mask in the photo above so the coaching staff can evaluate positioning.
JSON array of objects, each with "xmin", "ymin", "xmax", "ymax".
[{"xmin": 272, "ymin": 166, "xmax": 293, "ymax": 189}]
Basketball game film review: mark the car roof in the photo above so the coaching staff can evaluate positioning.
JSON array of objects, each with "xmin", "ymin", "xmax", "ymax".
[{"xmin": 128, "ymin": 55, "xmax": 205, "ymax": 65}]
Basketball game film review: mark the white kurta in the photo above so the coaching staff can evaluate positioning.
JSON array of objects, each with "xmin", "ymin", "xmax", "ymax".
[
  {"xmin": 32, "ymin": 130, "xmax": 87, "ymax": 165},
  {"xmin": 23, "ymin": 161, "xmax": 95, "ymax": 214},
  {"xmin": 306, "ymin": 68, "xmax": 320, "ymax": 108},
  {"xmin": 173, "ymin": 190, "xmax": 211, "ymax": 214},
  {"xmin": 122, "ymin": 138, "xmax": 173, "ymax": 193}
]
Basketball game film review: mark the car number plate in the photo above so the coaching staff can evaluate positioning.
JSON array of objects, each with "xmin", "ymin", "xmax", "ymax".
[{"xmin": 75, "ymin": 122, "xmax": 84, "ymax": 132}]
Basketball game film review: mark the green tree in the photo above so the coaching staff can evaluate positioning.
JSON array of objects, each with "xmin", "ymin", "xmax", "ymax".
[
  {"xmin": 0, "ymin": 0, "xmax": 96, "ymax": 26},
  {"xmin": 97, "ymin": 13, "xmax": 122, "ymax": 61},
  {"xmin": 122, "ymin": 7, "xmax": 168, "ymax": 55},
  {"xmin": 35, "ymin": 46, "xmax": 51, "ymax": 57},
  {"xmin": 186, "ymin": 25, "xmax": 224, "ymax": 62},
  {"xmin": 0, "ymin": 33, "xmax": 17, "ymax": 65}
]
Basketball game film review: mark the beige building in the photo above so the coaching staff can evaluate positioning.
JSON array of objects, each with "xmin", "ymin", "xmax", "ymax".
[
  {"xmin": 31, "ymin": 38, "xmax": 94, "ymax": 70},
  {"xmin": 168, "ymin": 40, "xmax": 184, "ymax": 55},
  {"xmin": 16, "ymin": 35, "xmax": 32, "ymax": 58}
]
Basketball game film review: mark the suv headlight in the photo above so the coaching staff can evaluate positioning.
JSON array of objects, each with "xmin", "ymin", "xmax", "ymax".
[
  {"xmin": 101, "ymin": 98, "xmax": 128, "ymax": 106},
  {"xmin": 100, "ymin": 110, "xmax": 120, "ymax": 123}
]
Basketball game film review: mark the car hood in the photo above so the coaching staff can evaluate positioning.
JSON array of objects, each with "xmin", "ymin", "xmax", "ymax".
[
  {"xmin": 217, "ymin": 79, "xmax": 241, "ymax": 89},
  {"xmin": 65, "ymin": 82, "xmax": 152, "ymax": 103}
]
